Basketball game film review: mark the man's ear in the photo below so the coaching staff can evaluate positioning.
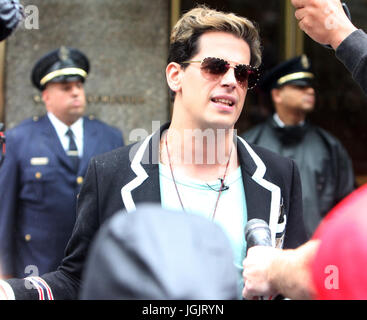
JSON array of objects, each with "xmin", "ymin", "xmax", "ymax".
[
  {"xmin": 271, "ymin": 88, "xmax": 281, "ymax": 104},
  {"xmin": 166, "ymin": 62, "xmax": 183, "ymax": 93},
  {"xmin": 41, "ymin": 88, "xmax": 48, "ymax": 104}
]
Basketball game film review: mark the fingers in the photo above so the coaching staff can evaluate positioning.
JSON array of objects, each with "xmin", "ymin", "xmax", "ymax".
[
  {"xmin": 291, "ymin": 0, "xmax": 305, "ymax": 9},
  {"xmin": 242, "ymin": 251, "xmax": 265, "ymax": 299},
  {"xmin": 242, "ymin": 285, "xmax": 257, "ymax": 300},
  {"xmin": 242, "ymin": 246, "xmax": 281, "ymax": 299},
  {"xmin": 294, "ymin": 7, "xmax": 307, "ymax": 22},
  {"xmin": 242, "ymin": 270, "xmax": 259, "ymax": 300},
  {"xmin": 242, "ymin": 272, "xmax": 264, "ymax": 300}
]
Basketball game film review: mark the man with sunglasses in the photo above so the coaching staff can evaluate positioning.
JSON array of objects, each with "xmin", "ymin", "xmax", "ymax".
[
  {"xmin": 243, "ymin": 55, "xmax": 355, "ymax": 239},
  {"xmin": 0, "ymin": 5, "xmax": 307, "ymax": 300}
]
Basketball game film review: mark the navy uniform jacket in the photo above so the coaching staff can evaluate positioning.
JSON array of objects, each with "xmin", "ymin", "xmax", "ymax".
[
  {"xmin": 5, "ymin": 122, "xmax": 307, "ymax": 299},
  {"xmin": 0, "ymin": 114, "xmax": 124, "ymax": 278}
]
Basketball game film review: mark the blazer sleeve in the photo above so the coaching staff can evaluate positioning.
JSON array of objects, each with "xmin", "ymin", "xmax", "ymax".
[
  {"xmin": 336, "ymin": 29, "xmax": 367, "ymax": 96},
  {"xmin": 5, "ymin": 158, "xmax": 101, "ymax": 300},
  {"xmin": 283, "ymin": 159, "xmax": 308, "ymax": 248}
]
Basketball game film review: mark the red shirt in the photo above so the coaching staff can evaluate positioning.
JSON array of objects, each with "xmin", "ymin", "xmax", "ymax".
[{"xmin": 311, "ymin": 184, "xmax": 367, "ymax": 299}]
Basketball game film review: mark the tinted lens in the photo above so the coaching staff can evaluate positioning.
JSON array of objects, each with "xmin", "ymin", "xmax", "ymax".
[
  {"xmin": 235, "ymin": 65, "xmax": 259, "ymax": 89},
  {"xmin": 201, "ymin": 57, "xmax": 229, "ymax": 75}
]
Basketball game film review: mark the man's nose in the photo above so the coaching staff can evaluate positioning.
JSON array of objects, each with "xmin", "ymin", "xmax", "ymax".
[
  {"xmin": 71, "ymin": 84, "xmax": 81, "ymax": 95},
  {"xmin": 220, "ymin": 67, "xmax": 237, "ymax": 89},
  {"xmin": 304, "ymin": 86, "xmax": 315, "ymax": 95}
]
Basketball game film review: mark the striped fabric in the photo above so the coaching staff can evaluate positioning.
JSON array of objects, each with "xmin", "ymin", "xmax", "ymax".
[{"xmin": 25, "ymin": 277, "xmax": 54, "ymax": 300}]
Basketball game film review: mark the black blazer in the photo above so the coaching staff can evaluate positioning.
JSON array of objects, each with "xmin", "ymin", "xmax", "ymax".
[{"xmin": 6, "ymin": 123, "xmax": 307, "ymax": 300}]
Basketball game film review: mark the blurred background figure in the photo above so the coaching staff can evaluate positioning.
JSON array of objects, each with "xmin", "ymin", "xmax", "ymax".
[
  {"xmin": 0, "ymin": 0, "xmax": 24, "ymax": 168},
  {"xmin": 242, "ymin": 55, "xmax": 355, "ymax": 238},
  {"xmin": 80, "ymin": 205, "xmax": 238, "ymax": 300},
  {"xmin": 0, "ymin": 46, "xmax": 124, "ymax": 278},
  {"xmin": 0, "ymin": 0, "xmax": 23, "ymax": 42}
]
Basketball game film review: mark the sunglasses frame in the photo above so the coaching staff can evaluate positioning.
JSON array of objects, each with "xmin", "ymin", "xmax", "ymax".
[{"xmin": 181, "ymin": 57, "xmax": 260, "ymax": 90}]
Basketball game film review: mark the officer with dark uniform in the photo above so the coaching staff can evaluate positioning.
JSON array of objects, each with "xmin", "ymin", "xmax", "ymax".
[
  {"xmin": 0, "ymin": 47, "xmax": 124, "ymax": 278},
  {"xmin": 242, "ymin": 55, "xmax": 355, "ymax": 238}
]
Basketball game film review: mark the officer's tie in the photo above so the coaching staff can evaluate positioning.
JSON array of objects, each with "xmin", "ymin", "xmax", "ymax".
[{"xmin": 66, "ymin": 128, "xmax": 79, "ymax": 172}]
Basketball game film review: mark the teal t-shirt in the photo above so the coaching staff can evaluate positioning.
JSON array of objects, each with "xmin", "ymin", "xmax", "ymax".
[{"xmin": 159, "ymin": 164, "xmax": 248, "ymax": 296}]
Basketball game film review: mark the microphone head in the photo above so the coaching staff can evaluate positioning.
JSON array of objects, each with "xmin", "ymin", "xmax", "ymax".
[{"xmin": 245, "ymin": 218, "xmax": 272, "ymax": 250}]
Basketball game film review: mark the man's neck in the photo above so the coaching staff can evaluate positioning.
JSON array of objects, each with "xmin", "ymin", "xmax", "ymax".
[
  {"xmin": 161, "ymin": 122, "xmax": 239, "ymax": 181},
  {"xmin": 274, "ymin": 110, "xmax": 306, "ymax": 126},
  {"xmin": 47, "ymin": 111, "xmax": 81, "ymax": 127}
]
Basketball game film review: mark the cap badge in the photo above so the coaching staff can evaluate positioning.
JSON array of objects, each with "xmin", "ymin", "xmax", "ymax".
[
  {"xmin": 59, "ymin": 46, "xmax": 70, "ymax": 62},
  {"xmin": 301, "ymin": 55, "xmax": 310, "ymax": 69}
]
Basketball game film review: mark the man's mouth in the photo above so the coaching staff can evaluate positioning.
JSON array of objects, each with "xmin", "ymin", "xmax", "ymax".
[
  {"xmin": 211, "ymin": 98, "xmax": 235, "ymax": 107},
  {"xmin": 72, "ymin": 100, "xmax": 81, "ymax": 106}
]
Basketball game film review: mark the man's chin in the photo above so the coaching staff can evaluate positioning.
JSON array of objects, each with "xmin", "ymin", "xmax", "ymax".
[
  {"xmin": 303, "ymin": 106, "xmax": 314, "ymax": 114},
  {"xmin": 301, "ymin": 102, "xmax": 315, "ymax": 111},
  {"xmin": 203, "ymin": 119, "xmax": 236, "ymax": 131},
  {"xmin": 70, "ymin": 106, "xmax": 85, "ymax": 115},
  {"xmin": 68, "ymin": 111, "xmax": 85, "ymax": 123}
]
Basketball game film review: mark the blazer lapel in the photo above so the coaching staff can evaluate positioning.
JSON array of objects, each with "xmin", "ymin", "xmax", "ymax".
[
  {"xmin": 79, "ymin": 117, "xmax": 98, "ymax": 174},
  {"xmin": 237, "ymin": 137, "xmax": 271, "ymax": 223},
  {"xmin": 121, "ymin": 123, "xmax": 169, "ymax": 212},
  {"xmin": 237, "ymin": 135, "xmax": 281, "ymax": 246},
  {"xmin": 242, "ymin": 168, "xmax": 272, "ymax": 223},
  {"xmin": 130, "ymin": 162, "xmax": 161, "ymax": 205}
]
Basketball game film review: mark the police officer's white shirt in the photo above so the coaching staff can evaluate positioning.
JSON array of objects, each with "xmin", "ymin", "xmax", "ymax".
[
  {"xmin": 273, "ymin": 113, "xmax": 305, "ymax": 127},
  {"xmin": 47, "ymin": 112, "xmax": 84, "ymax": 157}
]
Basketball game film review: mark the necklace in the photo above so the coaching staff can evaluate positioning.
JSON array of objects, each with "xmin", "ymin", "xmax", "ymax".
[{"xmin": 164, "ymin": 132, "xmax": 232, "ymax": 220}]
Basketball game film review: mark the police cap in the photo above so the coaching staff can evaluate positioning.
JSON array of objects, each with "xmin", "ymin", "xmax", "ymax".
[
  {"xmin": 260, "ymin": 54, "xmax": 314, "ymax": 92},
  {"xmin": 31, "ymin": 46, "xmax": 89, "ymax": 91}
]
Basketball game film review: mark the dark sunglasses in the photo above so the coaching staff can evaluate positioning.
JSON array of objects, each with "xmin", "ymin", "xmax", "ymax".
[{"xmin": 181, "ymin": 57, "xmax": 260, "ymax": 90}]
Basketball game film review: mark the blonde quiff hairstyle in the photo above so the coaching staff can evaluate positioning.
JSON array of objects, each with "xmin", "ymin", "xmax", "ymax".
[{"xmin": 169, "ymin": 5, "xmax": 262, "ymax": 68}]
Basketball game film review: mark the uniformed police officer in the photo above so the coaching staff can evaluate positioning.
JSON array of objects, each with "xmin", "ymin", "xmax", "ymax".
[
  {"xmin": 242, "ymin": 55, "xmax": 355, "ymax": 238},
  {"xmin": 0, "ymin": 47, "xmax": 124, "ymax": 278}
]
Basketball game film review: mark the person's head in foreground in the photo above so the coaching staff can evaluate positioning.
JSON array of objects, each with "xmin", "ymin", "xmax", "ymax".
[{"xmin": 80, "ymin": 205, "xmax": 238, "ymax": 299}]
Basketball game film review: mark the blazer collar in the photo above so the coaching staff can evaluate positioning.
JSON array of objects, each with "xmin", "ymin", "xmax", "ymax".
[{"xmin": 120, "ymin": 122, "xmax": 169, "ymax": 212}]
